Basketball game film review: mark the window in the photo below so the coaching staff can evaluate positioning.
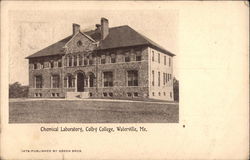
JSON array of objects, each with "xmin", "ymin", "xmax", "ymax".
[
  {"xmin": 34, "ymin": 63, "xmax": 37, "ymax": 69},
  {"xmin": 64, "ymin": 58, "xmax": 67, "ymax": 66},
  {"xmin": 127, "ymin": 93, "xmax": 132, "ymax": 97},
  {"xmin": 50, "ymin": 61, "xmax": 54, "ymax": 68},
  {"xmin": 58, "ymin": 60, "xmax": 62, "ymax": 67},
  {"xmin": 166, "ymin": 73, "xmax": 168, "ymax": 83},
  {"xmin": 134, "ymin": 92, "xmax": 138, "ymax": 97},
  {"xmin": 158, "ymin": 72, "xmax": 160, "ymax": 86},
  {"xmin": 170, "ymin": 92, "xmax": 172, "ymax": 98},
  {"xmin": 158, "ymin": 92, "xmax": 161, "ymax": 96},
  {"xmin": 77, "ymin": 40, "xmax": 82, "ymax": 46},
  {"xmin": 89, "ymin": 59, "xmax": 93, "ymax": 65},
  {"xmin": 169, "ymin": 57, "xmax": 171, "ymax": 67},
  {"xmin": 111, "ymin": 54, "xmax": 116, "ymax": 63},
  {"xmin": 89, "ymin": 74, "xmax": 94, "ymax": 87},
  {"xmin": 109, "ymin": 92, "xmax": 113, "ymax": 97},
  {"xmin": 56, "ymin": 93, "xmax": 59, "ymax": 97},
  {"xmin": 51, "ymin": 93, "xmax": 55, "ymax": 97},
  {"xmin": 66, "ymin": 74, "xmax": 75, "ymax": 88},
  {"xmin": 158, "ymin": 53, "xmax": 160, "ymax": 63},
  {"xmin": 103, "ymin": 72, "xmax": 113, "ymax": 87},
  {"xmin": 163, "ymin": 73, "xmax": 166, "ymax": 85},
  {"xmin": 152, "ymin": 92, "xmax": 155, "ymax": 96},
  {"xmin": 74, "ymin": 56, "xmax": 77, "ymax": 66},
  {"xmin": 164, "ymin": 92, "xmax": 166, "ymax": 96},
  {"xmin": 51, "ymin": 75, "xmax": 60, "ymax": 88},
  {"xmin": 125, "ymin": 56, "xmax": 130, "ymax": 62},
  {"xmin": 152, "ymin": 70, "xmax": 154, "ymax": 86},
  {"xmin": 136, "ymin": 52, "xmax": 141, "ymax": 61},
  {"xmin": 84, "ymin": 59, "xmax": 88, "ymax": 65},
  {"xmin": 35, "ymin": 93, "xmax": 42, "ymax": 97},
  {"xmin": 101, "ymin": 58, "xmax": 106, "ymax": 64},
  {"xmin": 35, "ymin": 75, "xmax": 42, "ymax": 88},
  {"xmin": 103, "ymin": 92, "xmax": 107, "ymax": 97},
  {"xmin": 69, "ymin": 57, "xmax": 72, "ymax": 67},
  {"xmin": 152, "ymin": 51, "xmax": 154, "ymax": 61},
  {"xmin": 89, "ymin": 93, "xmax": 92, "ymax": 97},
  {"xmin": 111, "ymin": 57, "xmax": 116, "ymax": 63},
  {"xmin": 164, "ymin": 56, "xmax": 166, "ymax": 65},
  {"xmin": 127, "ymin": 70, "xmax": 138, "ymax": 86},
  {"xmin": 170, "ymin": 74, "xmax": 172, "ymax": 81}
]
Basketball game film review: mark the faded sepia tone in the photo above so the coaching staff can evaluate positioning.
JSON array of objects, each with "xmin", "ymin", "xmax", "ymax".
[{"xmin": 1, "ymin": 1, "xmax": 249, "ymax": 160}]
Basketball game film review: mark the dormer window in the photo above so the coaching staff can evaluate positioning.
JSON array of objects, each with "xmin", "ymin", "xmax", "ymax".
[{"xmin": 77, "ymin": 40, "xmax": 82, "ymax": 47}]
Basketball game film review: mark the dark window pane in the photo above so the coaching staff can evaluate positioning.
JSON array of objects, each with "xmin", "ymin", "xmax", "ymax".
[
  {"xmin": 89, "ymin": 59, "xmax": 93, "ymax": 65},
  {"xmin": 84, "ymin": 59, "xmax": 88, "ymax": 65},
  {"xmin": 127, "ymin": 70, "xmax": 138, "ymax": 86},
  {"xmin": 111, "ymin": 58, "xmax": 116, "ymax": 63},
  {"xmin": 125, "ymin": 56, "xmax": 130, "ymax": 62},
  {"xmin": 136, "ymin": 56, "xmax": 141, "ymax": 61},
  {"xmin": 101, "ymin": 59, "xmax": 105, "ymax": 64},
  {"xmin": 35, "ymin": 76, "xmax": 42, "ymax": 88},
  {"xmin": 103, "ymin": 72, "xmax": 113, "ymax": 87}
]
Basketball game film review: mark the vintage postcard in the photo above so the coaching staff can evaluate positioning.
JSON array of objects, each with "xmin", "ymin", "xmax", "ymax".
[{"xmin": 1, "ymin": 1, "xmax": 249, "ymax": 159}]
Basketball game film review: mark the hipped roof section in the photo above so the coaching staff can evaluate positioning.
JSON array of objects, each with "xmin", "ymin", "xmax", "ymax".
[{"xmin": 26, "ymin": 25, "xmax": 175, "ymax": 59}]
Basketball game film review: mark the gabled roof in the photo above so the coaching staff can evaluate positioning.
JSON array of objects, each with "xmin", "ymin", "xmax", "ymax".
[{"xmin": 26, "ymin": 25, "xmax": 175, "ymax": 59}]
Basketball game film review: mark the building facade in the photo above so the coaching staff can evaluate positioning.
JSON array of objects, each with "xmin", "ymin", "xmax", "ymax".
[{"xmin": 27, "ymin": 18, "xmax": 175, "ymax": 101}]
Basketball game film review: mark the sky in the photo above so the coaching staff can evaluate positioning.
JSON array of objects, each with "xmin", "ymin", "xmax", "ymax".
[{"xmin": 8, "ymin": 4, "xmax": 178, "ymax": 85}]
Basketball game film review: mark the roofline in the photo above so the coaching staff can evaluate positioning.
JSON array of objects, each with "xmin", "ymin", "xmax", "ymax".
[
  {"xmin": 64, "ymin": 32, "xmax": 96, "ymax": 47},
  {"xmin": 25, "ymin": 53, "xmax": 65, "ymax": 59},
  {"xmin": 148, "ymin": 44, "xmax": 175, "ymax": 57},
  {"xmin": 96, "ymin": 44, "xmax": 175, "ymax": 57}
]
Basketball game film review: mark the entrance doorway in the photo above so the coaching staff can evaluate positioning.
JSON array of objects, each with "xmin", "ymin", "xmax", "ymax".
[{"xmin": 77, "ymin": 72, "xmax": 84, "ymax": 92}]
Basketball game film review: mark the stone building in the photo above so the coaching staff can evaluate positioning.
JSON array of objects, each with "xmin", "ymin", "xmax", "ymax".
[{"xmin": 26, "ymin": 18, "xmax": 175, "ymax": 101}]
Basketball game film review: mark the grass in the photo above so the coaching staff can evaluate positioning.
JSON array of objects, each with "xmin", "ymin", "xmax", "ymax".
[{"xmin": 9, "ymin": 99, "xmax": 179, "ymax": 123}]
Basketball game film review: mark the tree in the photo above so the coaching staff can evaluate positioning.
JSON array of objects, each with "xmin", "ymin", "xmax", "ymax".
[
  {"xmin": 173, "ymin": 77, "xmax": 179, "ymax": 102},
  {"xmin": 9, "ymin": 82, "xmax": 28, "ymax": 98}
]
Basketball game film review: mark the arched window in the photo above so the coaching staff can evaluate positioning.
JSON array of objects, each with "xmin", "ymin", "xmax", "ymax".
[
  {"xmin": 69, "ymin": 56, "xmax": 72, "ymax": 67},
  {"xmin": 89, "ymin": 74, "xmax": 94, "ymax": 87}
]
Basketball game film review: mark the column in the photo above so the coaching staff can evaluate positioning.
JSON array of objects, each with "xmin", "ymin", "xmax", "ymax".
[
  {"xmin": 77, "ymin": 55, "xmax": 79, "ymax": 66},
  {"xmin": 72, "ymin": 56, "xmax": 74, "ymax": 67}
]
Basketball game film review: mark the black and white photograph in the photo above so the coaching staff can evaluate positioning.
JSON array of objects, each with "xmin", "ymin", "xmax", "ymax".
[
  {"xmin": 1, "ymin": 1, "xmax": 248, "ymax": 160},
  {"xmin": 8, "ymin": 9, "xmax": 179, "ymax": 123}
]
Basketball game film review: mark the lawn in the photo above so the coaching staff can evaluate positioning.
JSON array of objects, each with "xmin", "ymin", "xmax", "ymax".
[{"xmin": 9, "ymin": 99, "xmax": 179, "ymax": 123}]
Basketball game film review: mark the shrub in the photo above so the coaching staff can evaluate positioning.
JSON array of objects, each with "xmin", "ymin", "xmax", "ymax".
[
  {"xmin": 173, "ymin": 77, "xmax": 179, "ymax": 102},
  {"xmin": 9, "ymin": 82, "xmax": 28, "ymax": 98}
]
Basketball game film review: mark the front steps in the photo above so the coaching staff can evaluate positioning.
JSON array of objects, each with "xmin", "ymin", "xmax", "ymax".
[{"xmin": 66, "ymin": 92, "xmax": 89, "ymax": 99}]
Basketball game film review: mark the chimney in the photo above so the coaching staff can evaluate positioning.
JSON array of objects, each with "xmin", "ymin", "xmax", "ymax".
[
  {"xmin": 101, "ymin": 18, "xmax": 109, "ymax": 40},
  {"xmin": 73, "ymin": 23, "xmax": 80, "ymax": 35},
  {"xmin": 95, "ymin": 24, "xmax": 101, "ymax": 31}
]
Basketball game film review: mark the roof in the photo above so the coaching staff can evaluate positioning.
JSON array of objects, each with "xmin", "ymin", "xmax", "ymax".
[
  {"xmin": 26, "ymin": 36, "xmax": 72, "ymax": 58},
  {"xmin": 26, "ymin": 25, "xmax": 175, "ymax": 59},
  {"xmin": 98, "ymin": 25, "xmax": 175, "ymax": 56}
]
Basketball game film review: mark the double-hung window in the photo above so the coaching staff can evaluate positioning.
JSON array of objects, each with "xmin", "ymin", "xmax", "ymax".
[{"xmin": 127, "ymin": 70, "xmax": 138, "ymax": 86}]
